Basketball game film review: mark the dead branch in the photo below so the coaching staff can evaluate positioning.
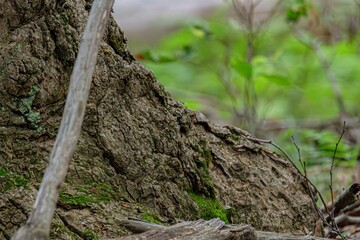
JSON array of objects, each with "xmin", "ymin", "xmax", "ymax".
[
  {"xmin": 335, "ymin": 214, "xmax": 360, "ymax": 227},
  {"xmin": 341, "ymin": 201, "xmax": 360, "ymax": 215},
  {"xmin": 323, "ymin": 122, "xmax": 347, "ymax": 238},
  {"xmin": 119, "ymin": 218, "xmax": 166, "ymax": 234},
  {"xmin": 114, "ymin": 218, "xmax": 330, "ymax": 240},
  {"xmin": 116, "ymin": 218, "xmax": 256, "ymax": 240},
  {"xmin": 327, "ymin": 183, "xmax": 360, "ymax": 222}
]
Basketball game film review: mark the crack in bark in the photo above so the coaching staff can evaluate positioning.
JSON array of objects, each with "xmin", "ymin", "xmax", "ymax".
[
  {"xmin": 103, "ymin": 150, "xmax": 124, "ymax": 175},
  {"xmin": 2, "ymin": 231, "xmax": 11, "ymax": 240},
  {"xmin": 8, "ymin": 198, "xmax": 29, "ymax": 218},
  {"xmin": 212, "ymin": 151, "xmax": 231, "ymax": 178},
  {"xmin": 0, "ymin": 221, "xmax": 11, "ymax": 240},
  {"xmin": 57, "ymin": 213, "xmax": 86, "ymax": 239},
  {"xmin": 57, "ymin": 201, "xmax": 91, "ymax": 211}
]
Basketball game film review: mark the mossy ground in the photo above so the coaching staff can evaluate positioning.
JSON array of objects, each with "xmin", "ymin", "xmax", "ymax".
[
  {"xmin": 0, "ymin": 167, "xmax": 29, "ymax": 191},
  {"xmin": 59, "ymin": 182, "xmax": 113, "ymax": 206},
  {"xmin": 189, "ymin": 192, "xmax": 229, "ymax": 224},
  {"xmin": 81, "ymin": 228, "xmax": 99, "ymax": 239},
  {"xmin": 141, "ymin": 213, "xmax": 164, "ymax": 225}
]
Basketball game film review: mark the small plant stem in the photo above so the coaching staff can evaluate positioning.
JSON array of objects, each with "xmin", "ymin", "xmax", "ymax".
[{"xmin": 329, "ymin": 122, "xmax": 346, "ymax": 237}]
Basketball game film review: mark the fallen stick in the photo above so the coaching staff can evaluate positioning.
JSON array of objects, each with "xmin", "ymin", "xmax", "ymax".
[
  {"xmin": 326, "ymin": 183, "xmax": 360, "ymax": 222},
  {"xmin": 110, "ymin": 218, "xmax": 331, "ymax": 240}
]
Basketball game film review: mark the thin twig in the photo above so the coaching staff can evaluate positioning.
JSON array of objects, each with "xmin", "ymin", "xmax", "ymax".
[
  {"xmin": 249, "ymin": 134, "xmax": 347, "ymax": 239},
  {"xmin": 329, "ymin": 121, "xmax": 346, "ymax": 238},
  {"xmin": 329, "ymin": 122, "xmax": 346, "ymax": 202},
  {"xmin": 248, "ymin": 132, "xmax": 349, "ymax": 238},
  {"xmin": 248, "ymin": 135, "xmax": 328, "ymax": 211},
  {"xmin": 217, "ymin": 39, "xmax": 243, "ymax": 121},
  {"xmin": 247, "ymin": 136, "xmax": 292, "ymax": 162},
  {"xmin": 291, "ymin": 135, "xmax": 347, "ymax": 240},
  {"xmin": 291, "ymin": 136, "xmax": 305, "ymax": 170},
  {"xmin": 291, "ymin": 136, "xmax": 330, "ymax": 216},
  {"xmin": 232, "ymin": 0, "xmax": 260, "ymax": 132}
]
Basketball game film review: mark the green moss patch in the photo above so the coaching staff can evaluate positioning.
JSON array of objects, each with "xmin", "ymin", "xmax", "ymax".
[
  {"xmin": 141, "ymin": 213, "xmax": 163, "ymax": 225},
  {"xmin": 59, "ymin": 183, "xmax": 113, "ymax": 206},
  {"xmin": 0, "ymin": 167, "xmax": 29, "ymax": 191},
  {"xmin": 81, "ymin": 228, "xmax": 99, "ymax": 239},
  {"xmin": 192, "ymin": 140, "xmax": 213, "ymax": 166},
  {"xmin": 189, "ymin": 192, "xmax": 229, "ymax": 224},
  {"xmin": 190, "ymin": 141, "xmax": 217, "ymax": 198}
]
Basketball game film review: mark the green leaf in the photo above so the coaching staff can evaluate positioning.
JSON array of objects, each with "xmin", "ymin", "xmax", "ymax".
[
  {"xmin": 183, "ymin": 99, "xmax": 200, "ymax": 110},
  {"xmin": 140, "ymin": 50, "xmax": 176, "ymax": 63},
  {"xmin": 252, "ymin": 55, "xmax": 268, "ymax": 65},
  {"xmin": 189, "ymin": 20, "xmax": 212, "ymax": 39},
  {"xmin": 263, "ymin": 74, "xmax": 290, "ymax": 86},
  {"xmin": 232, "ymin": 59, "xmax": 252, "ymax": 78},
  {"xmin": 286, "ymin": 0, "xmax": 310, "ymax": 23}
]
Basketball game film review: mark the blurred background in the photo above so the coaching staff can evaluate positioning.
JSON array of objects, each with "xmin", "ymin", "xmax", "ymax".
[{"xmin": 113, "ymin": 0, "xmax": 360, "ymax": 225}]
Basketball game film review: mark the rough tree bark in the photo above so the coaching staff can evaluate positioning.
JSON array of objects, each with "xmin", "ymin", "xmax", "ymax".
[
  {"xmin": 0, "ymin": 0, "xmax": 317, "ymax": 239},
  {"xmin": 11, "ymin": 0, "xmax": 114, "ymax": 239}
]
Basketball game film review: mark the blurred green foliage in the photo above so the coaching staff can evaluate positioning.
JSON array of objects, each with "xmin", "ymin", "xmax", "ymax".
[
  {"xmin": 140, "ymin": 19, "xmax": 360, "ymax": 121},
  {"xmin": 280, "ymin": 129, "xmax": 360, "ymax": 168},
  {"xmin": 136, "ymin": 1, "xmax": 360, "ymax": 186},
  {"xmin": 286, "ymin": 0, "xmax": 310, "ymax": 23}
]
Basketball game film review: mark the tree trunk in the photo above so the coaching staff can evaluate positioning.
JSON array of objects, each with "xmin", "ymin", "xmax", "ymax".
[
  {"xmin": 0, "ymin": 0, "xmax": 316, "ymax": 239},
  {"xmin": 11, "ymin": 0, "xmax": 114, "ymax": 239}
]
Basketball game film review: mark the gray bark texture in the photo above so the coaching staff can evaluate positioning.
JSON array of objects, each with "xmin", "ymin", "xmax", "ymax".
[{"xmin": 0, "ymin": 0, "xmax": 317, "ymax": 239}]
